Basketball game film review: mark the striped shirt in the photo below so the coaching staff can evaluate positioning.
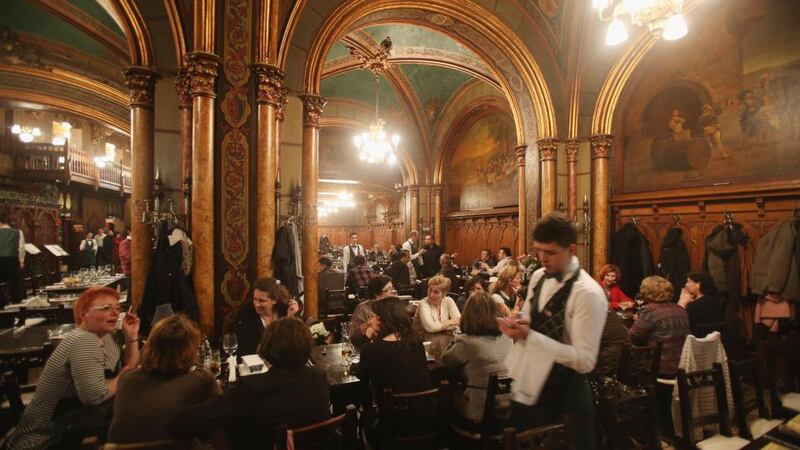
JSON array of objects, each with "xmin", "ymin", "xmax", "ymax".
[{"xmin": 8, "ymin": 328, "xmax": 121, "ymax": 449}]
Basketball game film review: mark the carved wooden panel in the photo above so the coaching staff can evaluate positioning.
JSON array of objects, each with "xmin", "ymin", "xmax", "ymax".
[{"xmin": 444, "ymin": 210, "xmax": 519, "ymax": 264}]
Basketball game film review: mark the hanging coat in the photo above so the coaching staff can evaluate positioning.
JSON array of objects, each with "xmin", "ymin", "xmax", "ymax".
[
  {"xmin": 140, "ymin": 222, "xmax": 198, "ymax": 334},
  {"xmin": 273, "ymin": 225, "xmax": 298, "ymax": 296},
  {"xmin": 611, "ymin": 223, "xmax": 655, "ymax": 298},
  {"xmin": 658, "ymin": 227, "xmax": 691, "ymax": 300},
  {"xmin": 751, "ymin": 220, "xmax": 800, "ymax": 302}
]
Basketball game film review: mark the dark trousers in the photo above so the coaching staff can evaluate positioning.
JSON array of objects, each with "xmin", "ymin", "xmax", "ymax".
[
  {"xmin": 511, "ymin": 365, "xmax": 597, "ymax": 450},
  {"xmin": 0, "ymin": 256, "xmax": 24, "ymax": 305}
]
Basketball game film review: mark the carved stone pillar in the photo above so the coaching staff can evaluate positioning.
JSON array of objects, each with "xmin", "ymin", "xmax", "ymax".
[
  {"xmin": 590, "ymin": 134, "xmax": 612, "ymax": 277},
  {"xmin": 175, "ymin": 69, "xmax": 193, "ymax": 225},
  {"xmin": 409, "ymin": 185, "xmax": 420, "ymax": 233},
  {"xmin": 514, "ymin": 145, "xmax": 528, "ymax": 256},
  {"xmin": 565, "ymin": 139, "xmax": 580, "ymax": 221},
  {"xmin": 432, "ymin": 184, "xmax": 443, "ymax": 243},
  {"xmin": 274, "ymin": 89, "xmax": 287, "ymax": 231},
  {"xmin": 538, "ymin": 138, "xmax": 559, "ymax": 217},
  {"xmin": 124, "ymin": 66, "xmax": 158, "ymax": 311},
  {"xmin": 300, "ymin": 94, "xmax": 326, "ymax": 319},
  {"xmin": 186, "ymin": 52, "xmax": 219, "ymax": 334},
  {"xmin": 253, "ymin": 64, "xmax": 285, "ymax": 278}
]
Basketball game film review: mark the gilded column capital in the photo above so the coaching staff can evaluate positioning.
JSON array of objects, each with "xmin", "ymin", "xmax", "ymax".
[
  {"xmin": 409, "ymin": 185, "xmax": 420, "ymax": 197},
  {"xmin": 275, "ymin": 89, "xmax": 288, "ymax": 122},
  {"xmin": 300, "ymin": 94, "xmax": 327, "ymax": 128},
  {"xmin": 124, "ymin": 66, "xmax": 158, "ymax": 109},
  {"xmin": 432, "ymin": 184, "xmax": 443, "ymax": 196},
  {"xmin": 514, "ymin": 145, "xmax": 528, "ymax": 167},
  {"xmin": 185, "ymin": 52, "xmax": 220, "ymax": 98},
  {"xmin": 253, "ymin": 63, "xmax": 286, "ymax": 107},
  {"xmin": 175, "ymin": 68, "xmax": 192, "ymax": 109},
  {"xmin": 589, "ymin": 134, "xmax": 613, "ymax": 159},
  {"xmin": 565, "ymin": 139, "xmax": 580, "ymax": 163},
  {"xmin": 537, "ymin": 138, "xmax": 559, "ymax": 162}
]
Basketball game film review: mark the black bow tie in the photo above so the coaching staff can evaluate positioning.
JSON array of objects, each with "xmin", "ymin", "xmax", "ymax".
[{"xmin": 543, "ymin": 272, "xmax": 563, "ymax": 282}]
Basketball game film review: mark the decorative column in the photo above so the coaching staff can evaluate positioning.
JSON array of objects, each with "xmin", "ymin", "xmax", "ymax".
[
  {"xmin": 565, "ymin": 139, "xmax": 580, "ymax": 221},
  {"xmin": 590, "ymin": 134, "xmax": 612, "ymax": 277},
  {"xmin": 409, "ymin": 185, "xmax": 420, "ymax": 232},
  {"xmin": 124, "ymin": 67, "xmax": 158, "ymax": 310},
  {"xmin": 175, "ymin": 69, "xmax": 193, "ymax": 226},
  {"xmin": 253, "ymin": 64, "xmax": 285, "ymax": 278},
  {"xmin": 538, "ymin": 138, "xmax": 559, "ymax": 217},
  {"xmin": 425, "ymin": 186, "xmax": 432, "ymax": 230},
  {"xmin": 432, "ymin": 184, "xmax": 443, "ymax": 242},
  {"xmin": 186, "ymin": 52, "xmax": 219, "ymax": 334},
  {"xmin": 274, "ymin": 91, "xmax": 287, "ymax": 230},
  {"xmin": 300, "ymin": 94, "xmax": 326, "ymax": 319},
  {"xmin": 514, "ymin": 145, "xmax": 528, "ymax": 257}
]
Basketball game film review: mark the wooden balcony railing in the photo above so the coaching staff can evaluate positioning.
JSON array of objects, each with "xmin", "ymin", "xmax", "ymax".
[{"xmin": 12, "ymin": 142, "xmax": 131, "ymax": 194}]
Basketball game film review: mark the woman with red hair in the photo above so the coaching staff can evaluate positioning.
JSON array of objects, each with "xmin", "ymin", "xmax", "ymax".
[
  {"xmin": 596, "ymin": 264, "xmax": 633, "ymax": 310},
  {"xmin": 8, "ymin": 287, "xmax": 140, "ymax": 449}
]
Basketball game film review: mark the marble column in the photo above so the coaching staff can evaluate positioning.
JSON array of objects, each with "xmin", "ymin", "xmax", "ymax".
[
  {"xmin": 186, "ymin": 52, "xmax": 219, "ymax": 335},
  {"xmin": 253, "ymin": 64, "xmax": 284, "ymax": 278},
  {"xmin": 514, "ymin": 145, "xmax": 528, "ymax": 257},
  {"xmin": 300, "ymin": 94, "xmax": 326, "ymax": 319},
  {"xmin": 590, "ymin": 134, "xmax": 612, "ymax": 277},
  {"xmin": 409, "ymin": 185, "xmax": 420, "ymax": 233},
  {"xmin": 538, "ymin": 138, "xmax": 559, "ymax": 217},
  {"xmin": 565, "ymin": 139, "xmax": 580, "ymax": 221},
  {"xmin": 124, "ymin": 67, "xmax": 158, "ymax": 310},
  {"xmin": 175, "ymin": 69, "xmax": 193, "ymax": 226},
  {"xmin": 432, "ymin": 184, "xmax": 443, "ymax": 243}
]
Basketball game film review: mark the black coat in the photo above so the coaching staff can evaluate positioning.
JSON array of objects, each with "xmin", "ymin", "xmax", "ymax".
[
  {"xmin": 658, "ymin": 227, "xmax": 691, "ymax": 300},
  {"xmin": 273, "ymin": 226, "xmax": 298, "ymax": 296},
  {"xmin": 420, "ymin": 244, "xmax": 444, "ymax": 279},
  {"xmin": 236, "ymin": 304, "xmax": 265, "ymax": 356},
  {"xmin": 611, "ymin": 223, "xmax": 654, "ymax": 298},
  {"xmin": 383, "ymin": 261, "xmax": 411, "ymax": 286}
]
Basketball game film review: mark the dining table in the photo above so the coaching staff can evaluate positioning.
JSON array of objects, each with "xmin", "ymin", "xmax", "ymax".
[{"xmin": 43, "ymin": 274, "xmax": 126, "ymax": 296}]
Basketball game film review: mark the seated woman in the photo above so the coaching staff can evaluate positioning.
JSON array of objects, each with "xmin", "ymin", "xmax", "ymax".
[
  {"xmin": 8, "ymin": 287, "xmax": 140, "ymax": 449},
  {"xmin": 415, "ymin": 275, "xmax": 461, "ymax": 334},
  {"xmin": 489, "ymin": 263, "xmax": 523, "ymax": 316},
  {"xmin": 596, "ymin": 264, "xmax": 633, "ymax": 310},
  {"xmin": 169, "ymin": 317, "xmax": 330, "ymax": 449},
  {"xmin": 349, "ymin": 274, "xmax": 396, "ymax": 348},
  {"xmin": 108, "ymin": 314, "xmax": 219, "ymax": 444},
  {"xmin": 678, "ymin": 271, "xmax": 724, "ymax": 337},
  {"xmin": 383, "ymin": 249, "xmax": 411, "ymax": 287},
  {"xmin": 442, "ymin": 292, "xmax": 511, "ymax": 422},
  {"xmin": 456, "ymin": 277, "xmax": 487, "ymax": 312},
  {"xmin": 438, "ymin": 253, "xmax": 460, "ymax": 293},
  {"xmin": 237, "ymin": 277, "xmax": 300, "ymax": 355}
]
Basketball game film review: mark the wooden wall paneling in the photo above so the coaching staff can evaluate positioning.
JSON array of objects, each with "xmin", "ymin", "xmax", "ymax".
[{"xmin": 444, "ymin": 208, "xmax": 519, "ymax": 265}]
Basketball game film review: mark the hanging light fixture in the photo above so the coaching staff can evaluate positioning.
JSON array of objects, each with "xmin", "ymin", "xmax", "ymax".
[
  {"xmin": 348, "ymin": 37, "xmax": 400, "ymax": 166},
  {"xmin": 593, "ymin": 0, "xmax": 688, "ymax": 46},
  {"xmin": 11, "ymin": 124, "xmax": 41, "ymax": 143}
]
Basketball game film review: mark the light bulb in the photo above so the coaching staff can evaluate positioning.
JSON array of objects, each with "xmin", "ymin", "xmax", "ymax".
[
  {"xmin": 11, "ymin": 124, "xmax": 21, "ymax": 134},
  {"xmin": 62, "ymin": 122, "xmax": 72, "ymax": 130},
  {"xmin": 662, "ymin": 14, "xmax": 687, "ymax": 41},
  {"xmin": 19, "ymin": 133, "xmax": 33, "ymax": 143},
  {"xmin": 606, "ymin": 18, "xmax": 628, "ymax": 45},
  {"xmin": 32, "ymin": 127, "xmax": 41, "ymax": 137}
]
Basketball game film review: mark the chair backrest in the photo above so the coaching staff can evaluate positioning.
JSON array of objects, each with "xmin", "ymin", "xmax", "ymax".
[
  {"xmin": 0, "ymin": 282, "xmax": 12, "ymax": 307},
  {"xmin": 503, "ymin": 417, "xmax": 574, "ymax": 450},
  {"xmin": 762, "ymin": 334, "xmax": 800, "ymax": 417},
  {"xmin": 379, "ymin": 381, "xmax": 448, "ymax": 449},
  {"xmin": 396, "ymin": 285, "xmax": 415, "ymax": 297},
  {"xmin": 616, "ymin": 342, "xmax": 662, "ymax": 390},
  {"xmin": 275, "ymin": 404, "xmax": 358, "ymax": 450},
  {"xmin": 1, "ymin": 371, "xmax": 24, "ymax": 423},
  {"xmin": 728, "ymin": 356, "xmax": 768, "ymax": 440},
  {"xmin": 676, "ymin": 362, "xmax": 731, "ymax": 447},
  {"xmin": 323, "ymin": 289, "xmax": 348, "ymax": 317},
  {"xmin": 480, "ymin": 375, "xmax": 513, "ymax": 443}
]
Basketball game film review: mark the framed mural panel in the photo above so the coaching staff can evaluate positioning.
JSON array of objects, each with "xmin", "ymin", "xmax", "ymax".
[{"xmin": 614, "ymin": 0, "xmax": 800, "ymax": 198}]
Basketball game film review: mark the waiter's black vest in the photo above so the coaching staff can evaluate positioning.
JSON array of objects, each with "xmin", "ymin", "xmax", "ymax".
[
  {"xmin": 347, "ymin": 245, "xmax": 359, "ymax": 268},
  {"xmin": 528, "ymin": 268, "xmax": 581, "ymax": 341}
]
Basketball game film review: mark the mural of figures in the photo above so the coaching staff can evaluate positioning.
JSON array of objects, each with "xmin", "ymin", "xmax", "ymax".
[
  {"xmin": 618, "ymin": 0, "xmax": 800, "ymax": 193},
  {"xmin": 446, "ymin": 111, "xmax": 517, "ymax": 211}
]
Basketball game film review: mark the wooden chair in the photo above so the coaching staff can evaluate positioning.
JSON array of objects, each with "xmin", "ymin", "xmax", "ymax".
[
  {"xmin": 599, "ymin": 343, "xmax": 661, "ymax": 450},
  {"xmin": 0, "ymin": 371, "xmax": 25, "ymax": 435},
  {"xmin": 762, "ymin": 334, "xmax": 800, "ymax": 418},
  {"xmin": 31, "ymin": 274, "xmax": 45, "ymax": 292},
  {"xmin": 274, "ymin": 404, "xmax": 358, "ymax": 450},
  {"xmin": 379, "ymin": 381, "xmax": 449, "ymax": 450},
  {"xmin": 449, "ymin": 375, "xmax": 512, "ymax": 450},
  {"xmin": 322, "ymin": 289, "xmax": 348, "ymax": 318},
  {"xmin": 676, "ymin": 363, "xmax": 749, "ymax": 449},
  {"xmin": 502, "ymin": 416, "xmax": 574, "ymax": 450},
  {"xmin": 728, "ymin": 356, "xmax": 779, "ymax": 440},
  {"xmin": 0, "ymin": 282, "xmax": 12, "ymax": 307}
]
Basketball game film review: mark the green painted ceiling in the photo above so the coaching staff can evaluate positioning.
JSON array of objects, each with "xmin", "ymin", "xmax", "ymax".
[
  {"xmin": 321, "ymin": 70, "xmax": 404, "ymax": 118},
  {"xmin": 327, "ymin": 41, "xmax": 350, "ymax": 61},
  {"xmin": 362, "ymin": 24, "xmax": 477, "ymax": 60},
  {"xmin": 399, "ymin": 64, "xmax": 473, "ymax": 125},
  {"xmin": 1, "ymin": 0, "xmax": 114, "ymax": 58},
  {"xmin": 68, "ymin": 0, "xmax": 125, "ymax": 38}
]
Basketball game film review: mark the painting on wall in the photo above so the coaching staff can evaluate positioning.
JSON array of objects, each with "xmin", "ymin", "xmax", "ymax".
[
  {"xmin": 618, "ymin": 0, "xmax": 800, "ymax": 194},
  {"xmin": 446, "ymin": 111, "xmax": 517, "ymax": 211}
]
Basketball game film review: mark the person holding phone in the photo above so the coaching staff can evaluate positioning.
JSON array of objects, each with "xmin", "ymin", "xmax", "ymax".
[{"xmin": 498, "ymin": 213, "xmax": 606, "ymax": 450}]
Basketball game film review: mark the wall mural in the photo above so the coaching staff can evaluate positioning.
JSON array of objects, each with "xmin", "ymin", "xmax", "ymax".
[
  {"xmin": 618, "ymin": 0, "xmax": 800, "ymax": 194},
  {"xmin": 446, "ymin": 111, "xmax": 517, "ymax": 211}
]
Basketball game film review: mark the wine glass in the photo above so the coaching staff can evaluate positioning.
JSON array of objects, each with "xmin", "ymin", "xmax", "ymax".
[
  {"xmin": 341, "ymin": 342, "xmax": 355, "ymax": 373},
  {"xmin": 222, "ymin": 333, "xmax": 238, "ymax": 358},
  {"xmin": 205, "ymin": 349, "xmax": 222, "ymax": 378},
  {"xmin": 634, "ymin": 293, "xmax": 645, "ymax": 309},
  {"xmin": 340, "ymin": 323, "xmax": 350, "ymax": 343}
]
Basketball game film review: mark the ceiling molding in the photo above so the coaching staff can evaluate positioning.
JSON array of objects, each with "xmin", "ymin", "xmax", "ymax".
[
  {"xmin": 0, "ymin": 64, "xmax": 128, "ymax": 106},
  {"xmin": 95, "ymin": 0, "xmax": 154, "ymax": 66},
  {"xmin": 164, "ymin": 0, "xmax": 188, "ymax": 67},
  {"xmin": 31, "ymin": 0, "xmax": 129, "ymax": 60},
  {"xmin": 432, "ymin": 78, "xmax": 503, "ymax": 145}
]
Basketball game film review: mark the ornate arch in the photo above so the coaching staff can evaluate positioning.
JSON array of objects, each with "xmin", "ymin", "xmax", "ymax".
[{"xmin": 96, "ymin": 0, "xmax": 154, "ymax": 67}]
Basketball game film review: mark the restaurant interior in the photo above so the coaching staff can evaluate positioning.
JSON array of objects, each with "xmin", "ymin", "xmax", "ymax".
[{"xmin": 0, "ymin": 0, "xmax": 798, "ymax": 449}]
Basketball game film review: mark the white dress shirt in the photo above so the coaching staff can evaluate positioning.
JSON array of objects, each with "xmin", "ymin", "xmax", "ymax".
[
  {"xmin": 488, "ymin": 256, "xmax": 513, "ymax": 276},
  {"xmin": 0, "ymin": 224, "xmax": 25, "ymax": 263},
  {"xmin": 341, "ymin": 243, "xmax": 364, "ymax": 269},
  {"xmin": 401, "ymin": 239, "xmax": 424, "ymax": 265}
]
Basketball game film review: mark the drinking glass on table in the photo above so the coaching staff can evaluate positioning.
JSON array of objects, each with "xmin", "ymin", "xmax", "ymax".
[
  {"xmin": 341, "ymin": 342, "xmax": 355, "ymax": 372},
  {"xmin": 634, "ymin": 293, "xmax": 644, "ymax": 309},
  {"xmin": 205, "ymin": 349, "xmax": 222, "ymax": 378},
  {"xmin": 340, "ymin": 323, "xmax": 350, "ymax": 343},
  {"xmin": 222, "ymin": 333, "xmax": 238, "ymax": 358}
]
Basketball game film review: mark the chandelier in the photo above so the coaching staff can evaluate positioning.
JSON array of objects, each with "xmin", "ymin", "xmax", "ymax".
[
  {"xmin": 593, "ymin": 0, "xmax": 688, "ymax": 45},
  {"xmin": 11, "ymin": 124, "xmax": 41, "ymax": 143},
  {"xmin": 348, "ymin": 37, "xmax": 400, "ymax": 166},
  {"xmin": 318, "ymin": 191, "xmax": 356, "ymax": 218}
]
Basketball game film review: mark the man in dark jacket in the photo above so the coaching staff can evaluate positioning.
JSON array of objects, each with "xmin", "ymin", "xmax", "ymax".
[
  {"xmin": 383, "ymin": 250, "xmax": 411, "ymax": 286},
  {"xmin": 658, "ymin": 227, "xmax": 690, "ymax": 301},
  {"xmin": 420, "ymin": 233, "xmax": 444, "ymax": 279}
]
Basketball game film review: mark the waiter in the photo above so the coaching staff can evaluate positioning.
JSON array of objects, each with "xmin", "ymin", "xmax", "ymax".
[
  {"xmin": 341, "ymin": 232, "xmax": 364, "ymax": 271},
  {"xmin": 401, "ymin": 230, "xmax": 426, "ymax": 279},
  {"xmin": 499, "ymin": 213, "xmax": 606, "ymax": 449},
  {"xmin": 0, "ymin": 211, "xmax": 25, "ymax": 305}
]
